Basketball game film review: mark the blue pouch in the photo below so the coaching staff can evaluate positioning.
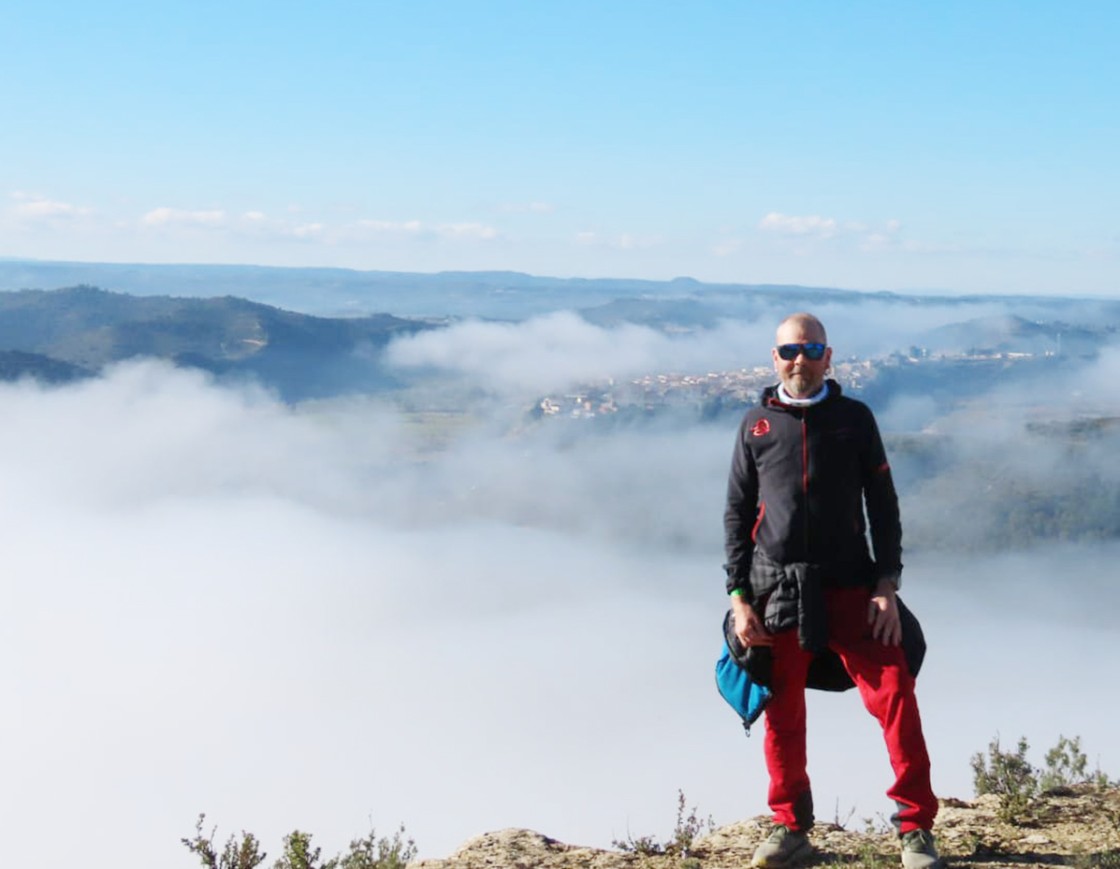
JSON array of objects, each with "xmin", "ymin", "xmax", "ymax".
[{"xmin": 715, "ymin": 624, "xmax": 771, "ymax": 736}]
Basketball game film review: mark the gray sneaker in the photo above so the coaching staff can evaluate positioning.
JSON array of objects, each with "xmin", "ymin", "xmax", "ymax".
[
  {"xmin": 751, "ymin": 824, "xmax": 813, "ymax": 868},
  {"xmin": 900, "ymin": 829, "xmax": 944, "ymax": 869}
]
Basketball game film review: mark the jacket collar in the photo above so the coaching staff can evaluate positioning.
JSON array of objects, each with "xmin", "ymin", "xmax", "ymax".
[{"xmin": 762, "ymin": 379, "xmax": 843, "ymax": 410}]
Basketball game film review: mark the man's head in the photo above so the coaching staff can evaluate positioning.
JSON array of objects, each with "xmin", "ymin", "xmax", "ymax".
[{"xmin": 772, "ymin": 312, "xmax": 832, "ymax": 399}]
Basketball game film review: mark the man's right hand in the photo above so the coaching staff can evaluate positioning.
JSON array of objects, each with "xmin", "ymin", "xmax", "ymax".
[{"xmin": 731, "ymin": 595, "xmax": 773, "ymax": 647}]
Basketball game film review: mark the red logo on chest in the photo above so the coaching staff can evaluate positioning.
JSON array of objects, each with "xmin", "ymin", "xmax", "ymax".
[{"xmin": 750, "ymin": 419, "xmax": 771, "ymax": 437}]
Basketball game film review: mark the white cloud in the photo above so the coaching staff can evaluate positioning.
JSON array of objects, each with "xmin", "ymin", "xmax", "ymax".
[
  {"xmin": 123, "ymin": 208, "xmax": 502, "ymax": 249},
  {"xmin": 388, "ymin": 311, "xmax": 657, "ymax": 391},
  {"xmin": 386, "ymin": 311, "xmax": 775, "ymax": 394},
  {"xmin": 437, "ymin": 222, "xmax": 498, "ymax": 240},
  {"xmin": 758, "ymin": 212, "xmax": 839, "ymax": 238},
  {"xmin": 347, "ymin": 218, "xmax": 499, "ymax": 242},
  {"xmin": 291, "ymin": 222, "xmax": 324, "ymax": 239},
  {"xmin": 573, "ymin": 230, "xmax": 664, "ymax": 250},
  {"xmin": 231, "ymin": 211, "xmax": 325, "ymax": 242},
  {"xmin": 9, "ymin": 192, "xmax": 92, "ymax": 219},
  {"xmin": 757, "ymin": 212, "xmax": 916, "ymax": 254},
  {"xmin": 141, "ymin": 206, "xmax": 227, "ymax": 228},
  {"xmin": 860, "ymin": 232, "xmax": 893, "ymax": 251}
]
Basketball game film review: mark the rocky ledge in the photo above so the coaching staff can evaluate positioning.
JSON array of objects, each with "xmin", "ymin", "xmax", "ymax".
[{"xmin": 414, "ymin": 787, "xmax": 1120, "ymax": 869}]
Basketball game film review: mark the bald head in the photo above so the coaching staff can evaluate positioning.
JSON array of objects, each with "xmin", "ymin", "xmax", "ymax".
[
  {"xmin": 776, "ymin": 312, "xmax": 827, "ymax": 346},
  {"xmin": 772, "ymin": 312, "xmax": 832, "ymax": 398}
]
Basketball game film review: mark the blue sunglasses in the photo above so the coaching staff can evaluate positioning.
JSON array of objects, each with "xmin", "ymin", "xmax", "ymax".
[{"xmin": 776, "ymin": 342, "xmax": 827, "ymax": 361}]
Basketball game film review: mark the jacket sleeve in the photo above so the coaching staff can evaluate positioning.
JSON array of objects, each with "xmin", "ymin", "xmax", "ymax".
[
  {"xmin": 861, "ymin": 408, "xmax": 903, "ymax": 581},
  {"xmin": 724, "ymin": 415, "xmax": 760, "ymax": 599}
]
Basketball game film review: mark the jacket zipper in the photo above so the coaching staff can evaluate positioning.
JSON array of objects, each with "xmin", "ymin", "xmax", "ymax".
[{"xmin": 801, "ymin": 410, "xmax": 810, "ymax": 554}]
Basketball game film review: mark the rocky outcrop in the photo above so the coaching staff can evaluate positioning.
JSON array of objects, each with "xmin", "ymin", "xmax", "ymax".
[{"xmin": 414, "ymin": 788, "xmax": 1120, "ymax": 869}]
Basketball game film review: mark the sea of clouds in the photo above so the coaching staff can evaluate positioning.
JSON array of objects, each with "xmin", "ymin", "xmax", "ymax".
[{"xmin": 1, "ymin": 307, "xmax": 1117, "ymax": 868}]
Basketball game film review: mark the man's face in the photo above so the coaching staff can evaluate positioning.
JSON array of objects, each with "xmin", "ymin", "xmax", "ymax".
[{"xmin": 772, "ymin": 320, "xmax": 832, "ymax": 399}]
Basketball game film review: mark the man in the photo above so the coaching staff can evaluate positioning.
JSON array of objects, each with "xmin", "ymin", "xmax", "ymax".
[{"xmin": 723, "ymin": 313, "xmax": 940, "ymax": 869}]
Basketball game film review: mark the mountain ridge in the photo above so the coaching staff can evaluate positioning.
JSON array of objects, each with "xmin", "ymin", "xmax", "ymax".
[
  {"xmin": 3, "ymin": 259, "xmax": 1116, "ymax": 320},
  {"xmin": 0, "ymin": 285, "xmax": 433, "ymax": 400}
]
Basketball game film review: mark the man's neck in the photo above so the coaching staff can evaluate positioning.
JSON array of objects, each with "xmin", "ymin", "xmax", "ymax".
[{"xmin": 777, "ymin": 382, "xmax": 830, "ymax": 406}]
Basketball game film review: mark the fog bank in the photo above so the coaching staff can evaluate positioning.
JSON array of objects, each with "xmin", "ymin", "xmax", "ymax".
[{"xmin": 1, "ymin": 354, "xmax": 1117, "ymax": 868}]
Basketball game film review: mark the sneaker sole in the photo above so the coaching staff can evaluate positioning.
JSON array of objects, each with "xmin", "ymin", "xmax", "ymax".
[
  {"xmin": 901, "ymin": 857, "xmax": 946, "ymax": 869},
  {"xmin": 751, "ymin": 838, "xmax": 814, "ymax": 868}
]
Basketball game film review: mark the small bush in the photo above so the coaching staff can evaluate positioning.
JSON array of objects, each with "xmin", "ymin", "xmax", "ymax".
[
  {"xmin": 971, "ymin": 735, "xmax": 1038, "ymax": 823},
  {"xmin": 612, "ymin": 790, "xmax": 714, "ymax": 858},
  {"xmin": 183, "ymin": 817, "xmax": 416, "ymax": 869},
  {"xmin": 669, "ymin": 790, "xmax": 715, "ymax": 856},
  {"xmin": 612, "ymin": 831, "xmax": 663, "ymax": 858},
  {"xmin": 182, "ymin": 815, "xmax": 268, "ymax": 869},
  {"xmin": 1041, "ymin": 734, "xmax": 1113, "ymax": 791},
  {"xmin": 334, "ymin": 824, "xmax": 417, "ymax": 869},
  {"xmin": 274, "ymin": 830, "xmax": 327, "ymax": 869},
  {"xmin": 972, "ymin": 732, "xmax": 1117, "ymax": 825}
]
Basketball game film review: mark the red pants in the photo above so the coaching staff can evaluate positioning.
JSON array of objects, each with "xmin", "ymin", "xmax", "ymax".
[{"xmin": 762, "ymin": 586, "xmax": 937, "ymax": 833}]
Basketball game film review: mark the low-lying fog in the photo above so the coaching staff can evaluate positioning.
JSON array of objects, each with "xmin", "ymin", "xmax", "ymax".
[{"xmin": 1, "ymin": 306, "xmax": 1117, "ymax": 868}]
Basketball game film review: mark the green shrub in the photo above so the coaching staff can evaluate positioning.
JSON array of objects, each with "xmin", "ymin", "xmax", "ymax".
[
  {"xmin": 182, "ymin": 817, "xmax": 416, "ymax": 869},
  {"xmin": 972, "ymin": 733, "xmax": 1117, "ymax": 825},
  {"xmin": 970, "ymin": 735, "xmax": 1038, "ymax": 823},
  {"xmin": 274, "ymin": 831, "xmax": 326, "ymax": 869},
  {"xmin": 182, "ymin": 815, "xmax": 268, "ymax": 869},
  {"xmin": 333, "ymin": 824, "xmax": 417, "ymax": 869},
  {"xmin": 1041, "ymin": 734, "xmax": 1113, "ymax": 791}
]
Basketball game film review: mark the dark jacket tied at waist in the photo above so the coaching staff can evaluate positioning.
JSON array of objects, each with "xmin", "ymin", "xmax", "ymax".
[{"xmin": 725, "ymin": 549, "xmax": 927, "ymax": 693}]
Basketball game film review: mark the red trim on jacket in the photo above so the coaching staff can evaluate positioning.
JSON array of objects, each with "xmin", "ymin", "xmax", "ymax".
[{"xmin": 801, "ymin": 415, "xmax": 809, "ymax": 493}]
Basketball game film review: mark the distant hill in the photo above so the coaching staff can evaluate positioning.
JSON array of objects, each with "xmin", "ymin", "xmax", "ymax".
[
  {"xmin": 5, "ymin": 259, "xmax": 1118, "ymax": 322},
  {"xmin": 0, "ymin": 260, "xmax": 884, "ymax": 320},
  {"xmin": 0, "ymin": 285, "xmax": 433, "ymax": 400},
  {"xmin": 919, "ymin": 314, "xmax": 1102, "ymax": 356}
]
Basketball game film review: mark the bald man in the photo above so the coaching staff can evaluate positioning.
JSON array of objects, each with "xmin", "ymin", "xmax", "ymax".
[{"xmin": 723, "ymin": 313, "xmax": 940, "ymax": 869}]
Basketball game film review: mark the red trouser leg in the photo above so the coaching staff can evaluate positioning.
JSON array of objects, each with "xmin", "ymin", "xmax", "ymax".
[
  {"xmin": 826, "ymin": 587, "xmax": 938, "ymax": 833},
  {"xmin": 763, "ymin": 628, "xmax": 815, "ymax": 831},
  {"xmin": 762, "ymin": 587, "xmax": 938, "ymax": 833}
]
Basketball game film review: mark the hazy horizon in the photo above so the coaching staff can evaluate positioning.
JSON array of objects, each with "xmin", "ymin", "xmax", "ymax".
[{"xmin": 1, "ymin": 257, "xmax": 1118, "ymax": 304}]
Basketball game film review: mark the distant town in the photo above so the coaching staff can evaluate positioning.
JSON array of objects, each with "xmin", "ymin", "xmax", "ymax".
[{"xmin": 531, "ymin": 346, "xmax": 1061, "ymax": 421}]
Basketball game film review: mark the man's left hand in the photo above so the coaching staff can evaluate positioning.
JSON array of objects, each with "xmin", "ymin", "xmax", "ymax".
[{"xmin": 868, "ymin": 578, "xmax": 902, "ymax": 646}]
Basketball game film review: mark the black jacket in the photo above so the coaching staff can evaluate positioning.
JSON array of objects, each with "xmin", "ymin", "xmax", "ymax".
[{"xmin": 723, "ymin": 380, "xmax": 902, "ymax": 604}]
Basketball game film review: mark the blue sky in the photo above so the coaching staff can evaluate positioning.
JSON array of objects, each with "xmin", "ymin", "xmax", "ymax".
[{"xmin": 2, "ymin": 0, "xmax": 1117, "ymax": 295}]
